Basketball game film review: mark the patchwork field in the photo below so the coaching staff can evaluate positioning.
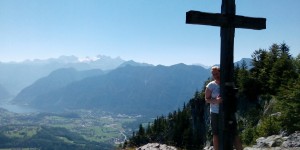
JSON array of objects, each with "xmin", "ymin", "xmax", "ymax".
[{"xmin": 0, "ymin": 108, "xmax": 147, "ymax": 149}]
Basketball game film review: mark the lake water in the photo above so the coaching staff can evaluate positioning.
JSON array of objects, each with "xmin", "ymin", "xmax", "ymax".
[{"xmin": 0, "ymin": 103, "xmax": 39, "ymax": 113}]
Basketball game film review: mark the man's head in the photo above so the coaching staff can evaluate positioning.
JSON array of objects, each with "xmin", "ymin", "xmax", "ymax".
[{"xmin": 211, "ymin": 66, "xmax": 220, "ymax": 80}]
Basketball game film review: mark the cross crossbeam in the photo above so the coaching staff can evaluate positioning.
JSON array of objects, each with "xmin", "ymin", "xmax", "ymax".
[{"xmin": 186, "ymin": 10, "xmax": 266, "ymax": 30}]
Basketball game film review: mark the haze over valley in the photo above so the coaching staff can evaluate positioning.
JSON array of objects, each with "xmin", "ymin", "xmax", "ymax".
[
  {"xmin": 0, "ymin": 55, "xmax": 252, "ymax": 149},
  {"xmin": 0, "ymin": 55, "xmax": 213, "ymax": 148}
]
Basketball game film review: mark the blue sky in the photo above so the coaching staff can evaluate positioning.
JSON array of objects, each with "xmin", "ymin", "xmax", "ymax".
[{"xmin": 0, "ymin": 0, "xmax": 299, "ymax": 66}]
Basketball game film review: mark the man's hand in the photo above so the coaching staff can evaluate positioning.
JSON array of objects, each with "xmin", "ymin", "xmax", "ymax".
[{"xmin": 216, "ymin": 95, "xmax": 222, "ymax": 104}]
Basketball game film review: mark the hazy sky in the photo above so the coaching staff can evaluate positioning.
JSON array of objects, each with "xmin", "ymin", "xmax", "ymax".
[{"xmin": 1, "ymin": 0, "xmax": 299, "ymax": 66}]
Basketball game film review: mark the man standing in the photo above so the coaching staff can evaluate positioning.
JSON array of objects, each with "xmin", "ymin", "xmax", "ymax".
[
  {"xmin": 205, "ymin": 66, "xmax": 243, "ymax": 150},
  {"xmin": 205, "ymin": 66, "xmax": 222, "ymax": 150}
]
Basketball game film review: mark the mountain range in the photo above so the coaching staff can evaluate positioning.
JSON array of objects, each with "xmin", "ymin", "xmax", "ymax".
[
  {"xmin": 1, "ymin": 55, "xmax": 251, "ymax": 117},
  {"xmin": 12, "ymin": 63, "xmax": 210, "ymax": 116},
  {"xmin": 0, "ymin": 55, "xmax": 125, "ymax": 96}
]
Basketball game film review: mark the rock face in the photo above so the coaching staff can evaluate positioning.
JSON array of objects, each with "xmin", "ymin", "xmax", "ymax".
[
  {"xmin": 244, "ymin": 131, "xmax": 300, "ymax": 150},
  {"xmin": 136, "ymin": 143, "xmax": 177, "ymax": 150}
]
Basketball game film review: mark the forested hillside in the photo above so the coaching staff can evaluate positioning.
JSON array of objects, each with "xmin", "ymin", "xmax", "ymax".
[{"xmin": 127, "ymin": 43, "xmax": 300, "ymax": 149}]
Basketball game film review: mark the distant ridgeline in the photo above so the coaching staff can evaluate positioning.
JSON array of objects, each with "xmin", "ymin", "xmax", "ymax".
[{"xmin": 0, "ymin": 55, "xmax": 126, "ymax": 96}]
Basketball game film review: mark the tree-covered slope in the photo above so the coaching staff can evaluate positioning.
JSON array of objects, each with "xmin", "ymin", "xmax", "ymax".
[{"xmin": 127, "ymin": 43, "xmax": 300, "ymax": 149}]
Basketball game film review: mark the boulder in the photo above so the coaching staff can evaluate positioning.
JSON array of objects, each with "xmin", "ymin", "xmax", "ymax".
[{"xmin": 244, "ymin": 131, "xmax": 300, "ymax": 150}]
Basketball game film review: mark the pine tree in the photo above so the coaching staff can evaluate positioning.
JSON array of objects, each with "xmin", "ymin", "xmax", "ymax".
[{"xmin": 275, "ymin": 77, "xmax": 300, "ymax": 134}]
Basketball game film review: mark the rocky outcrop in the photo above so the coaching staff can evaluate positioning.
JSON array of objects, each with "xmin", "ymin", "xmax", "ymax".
[
  {"xmin": 244, "ymin": 131, "xmax": 300, "ymax": 150},
  {"xmin": 136, "ymin": 132, "xmax": 300, "ymax": 150},
  {"xmin": 136, "ymin": 143, "xmax": 177, "ymax": 150}
]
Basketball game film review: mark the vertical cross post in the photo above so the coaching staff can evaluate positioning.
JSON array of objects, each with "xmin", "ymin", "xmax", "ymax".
[
  {"xmin": 186, "ymin": 0, "xmax": 266, "ymax": 149},
  {"xmin": 219, "ymin": 0, "xmax": 235, "ymax": 149}
]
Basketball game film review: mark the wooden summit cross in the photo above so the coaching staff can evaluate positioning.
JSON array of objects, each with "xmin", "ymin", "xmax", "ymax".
[{"xmin": 186, "ymin": 0, "xmax": 266, "ymax": 149}]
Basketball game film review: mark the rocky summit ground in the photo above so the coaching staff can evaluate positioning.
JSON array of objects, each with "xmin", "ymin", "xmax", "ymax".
[
  {"xmin": 136, "ymin": 131, "xmax": 300, "ymax": 150},
  {"xmin": 244, "ymin": 131, "xmax": 300, "ymax": 150}
]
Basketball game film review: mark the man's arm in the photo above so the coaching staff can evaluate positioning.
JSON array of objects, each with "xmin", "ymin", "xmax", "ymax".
[{"xmin": 205, "ymin": 88, "xmax": 222, "ymax": 104}]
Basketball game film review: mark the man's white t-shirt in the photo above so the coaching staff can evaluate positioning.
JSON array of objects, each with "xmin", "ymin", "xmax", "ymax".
[{"xmin": 206, "ymin": 81, "xmax": 220, "ymax": 114}]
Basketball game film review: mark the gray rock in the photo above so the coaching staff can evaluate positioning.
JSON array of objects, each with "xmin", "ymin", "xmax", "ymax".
[
  {"xmin": 136, "ymin": 143, "xmax": 177, "ymax": 150},
  {"xmin": 249, "ymin": 131, "xmax": 300, "ymax": 150},
  {"xmin": 282, "ymin": 131, "xmax": 300, "ymax": 148},
  {"xmin": 203, "ymin": 146, "xmax": 213, "ymax": 150}
]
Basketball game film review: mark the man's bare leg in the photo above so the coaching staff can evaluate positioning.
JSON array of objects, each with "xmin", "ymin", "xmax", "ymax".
[
  {"xmin": 213, "ymin": 135, "xmax": 219, "ymax": 150},
  {"xmin": 234, "ymin": 136, "xmax": 243, "ymax": 150}
]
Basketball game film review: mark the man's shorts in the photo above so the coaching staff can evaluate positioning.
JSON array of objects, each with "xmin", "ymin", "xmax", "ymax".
[
  {"xmin": 210, "ymin": 113, "xmax": 238, "ymax": 135},
  {"xmin": 211, "ymin": 113, "xmax": 219, "ymax": 135}
]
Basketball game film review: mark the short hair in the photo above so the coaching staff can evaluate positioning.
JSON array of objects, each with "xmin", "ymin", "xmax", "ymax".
[{"xmin": 211, "ymin": 66, "xmax": 220, "ymax": 72}]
